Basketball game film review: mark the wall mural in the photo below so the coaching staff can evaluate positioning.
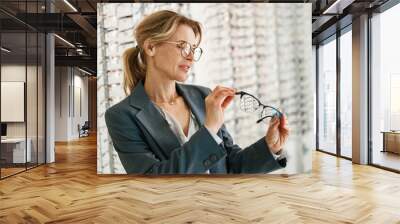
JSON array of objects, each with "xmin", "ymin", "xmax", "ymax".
[{"xmin": 97, "ymin": 3, "xmax": 313, "ymax": 174}]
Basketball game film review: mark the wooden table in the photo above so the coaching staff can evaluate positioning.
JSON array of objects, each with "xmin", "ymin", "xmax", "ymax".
[
  {"xmin": 381, "ymin": 131, "xmax": 400, "ymax": 154},
  {"xmin": 1, "ymin": 138, "xmax": 32, "ymax": 164}
]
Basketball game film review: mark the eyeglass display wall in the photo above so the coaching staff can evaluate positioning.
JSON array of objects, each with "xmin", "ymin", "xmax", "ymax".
[
  {"xmin": 97, "ymin": 3, "xmax": 313, "ymax": 174},
  {"xmin": 0, "ymin": 1, "xmax": 46, "ymax": 179}
]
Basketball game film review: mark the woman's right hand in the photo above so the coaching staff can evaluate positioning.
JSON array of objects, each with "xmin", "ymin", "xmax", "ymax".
[{"xmin": 204, "ymin": 86, "xmax": 236, "ymax": 135}]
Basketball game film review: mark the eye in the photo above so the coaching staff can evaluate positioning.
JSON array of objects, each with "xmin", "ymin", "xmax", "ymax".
[{"xmin": 177, "ymin": 41, "xmax": 186, "ymax": 48}]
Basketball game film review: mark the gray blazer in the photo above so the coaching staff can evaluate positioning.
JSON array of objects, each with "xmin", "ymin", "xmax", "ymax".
[{"xmin": 105, "ymin": 80, "xmax": 285, "ymax": 174}]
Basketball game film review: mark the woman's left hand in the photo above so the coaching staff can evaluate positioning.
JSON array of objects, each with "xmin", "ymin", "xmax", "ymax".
[{"xmin": 265, "ymin": 114, "xmax": 290, "ymax": 154}]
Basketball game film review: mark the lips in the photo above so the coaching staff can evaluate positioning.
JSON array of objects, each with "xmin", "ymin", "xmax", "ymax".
[{"xmin": 179, "ymin": 65, "xmax": 191, "ymax": 72}]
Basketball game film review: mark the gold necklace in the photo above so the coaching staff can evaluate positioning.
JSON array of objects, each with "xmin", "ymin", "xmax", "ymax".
[{"xmin": 154, "ymin": 94, "xmax": 179, "ymax": 106}]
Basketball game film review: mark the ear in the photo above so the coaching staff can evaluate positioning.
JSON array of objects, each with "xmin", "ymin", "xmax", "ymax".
[{"xmin": 143, "ymin": 39, "xmax": 156, "ymax": 57}]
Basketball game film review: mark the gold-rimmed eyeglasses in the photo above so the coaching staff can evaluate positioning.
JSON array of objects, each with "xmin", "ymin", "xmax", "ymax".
[{"xmin": 161, "ymin": 40, "xmax": 203, "ymax": 61}]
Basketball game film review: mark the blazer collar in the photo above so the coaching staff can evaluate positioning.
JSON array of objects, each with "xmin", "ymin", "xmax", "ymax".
[
  {"xmin": 176, "ymin": 83, "xmax": 206, "ymax": 126},
  {"xmin": 128, "ymin": 80, "xmax": 206, "ymax": 158}
]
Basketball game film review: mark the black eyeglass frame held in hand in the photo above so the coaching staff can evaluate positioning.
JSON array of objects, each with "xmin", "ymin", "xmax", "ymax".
[{"xmin": 235, "ymin": 91, "xmax": 283, "ymax": 124}]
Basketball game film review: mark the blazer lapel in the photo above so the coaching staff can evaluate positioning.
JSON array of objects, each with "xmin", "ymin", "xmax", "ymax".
[
  {"xmin": 176, "ymin": 83, "xmax": 206, "ymax": 127},
  {"xmin": 129, "ymin": 81, "xmax": 181, "ymax": 159},
  {"xmin": 177, "ymin": 83, "xmax": 226, "ymax": 174}
]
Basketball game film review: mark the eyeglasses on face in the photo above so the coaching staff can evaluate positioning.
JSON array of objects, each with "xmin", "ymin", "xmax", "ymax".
[
  {"xmin": 235, "ymin": 91, "xmax": 282, "ymax": 123},
  {"xmin": 161, "ymin": 40, "xmax": 203, "ymax": 62}
]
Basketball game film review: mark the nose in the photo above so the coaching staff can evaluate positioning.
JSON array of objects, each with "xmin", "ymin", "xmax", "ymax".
[{"xmin": 185, "ymin": 50, "xmax": 194, "ymax": 61}]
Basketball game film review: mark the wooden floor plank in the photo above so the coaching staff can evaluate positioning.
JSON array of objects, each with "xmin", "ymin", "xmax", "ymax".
[{"xmin": 0, "ymin": 134, "xmax": 399, "ymax": 223}]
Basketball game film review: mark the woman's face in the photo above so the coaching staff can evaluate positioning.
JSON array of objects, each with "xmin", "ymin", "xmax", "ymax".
[{"xmin": 151, "ymin": 24, "xmax": 199, "ymax": 82}]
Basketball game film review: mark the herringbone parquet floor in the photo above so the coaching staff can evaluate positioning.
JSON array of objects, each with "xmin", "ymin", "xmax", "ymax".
[{"xmin": 1, "ymin": 134, "xmax": 399, "ymax": 223}]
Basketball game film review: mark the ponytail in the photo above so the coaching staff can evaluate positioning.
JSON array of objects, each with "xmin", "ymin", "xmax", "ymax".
[{"xmin": 122, "ymin": 46, "xmax": 146, "ymax": 95}]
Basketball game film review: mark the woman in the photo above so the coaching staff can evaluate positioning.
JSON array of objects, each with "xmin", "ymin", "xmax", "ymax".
[{"xmin": 105, "ymin": 10, "xmax": 289, "ymax": 174}]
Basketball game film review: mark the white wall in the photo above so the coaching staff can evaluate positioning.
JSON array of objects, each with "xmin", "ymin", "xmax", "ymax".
[
  {"xmin": 1, "ymin": 65, "xmax": 26, "ymax": 141},
  {"xmin": 1, "ymin": 65, "xmax": 33, "ymax": 137},
  {"xmin": 72, "ymin": 72, "xmax": 89, "ymax": 138},
  {"xmin": 1, "ymin": 63, "xmax": 46, "ymax": 164},
  {"xmin": 55, "ymin": 66, "xmax": 68, "ymax": 141},
  {"xmin": 54, "ymin": 66, "xmax": 89, "ymax": 141}
]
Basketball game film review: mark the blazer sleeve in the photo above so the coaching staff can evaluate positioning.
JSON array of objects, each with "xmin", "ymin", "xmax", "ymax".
[
  {"xmin": 105, "ymin": 107, "xmax": 228, "ymax": 174},
  {"xmin": 219, "ymin": 124, "xmax": 286, "ymax": 174},
  {"xmin": 196, "ymin": 86, "xmax": 286, "ymax": 174}
]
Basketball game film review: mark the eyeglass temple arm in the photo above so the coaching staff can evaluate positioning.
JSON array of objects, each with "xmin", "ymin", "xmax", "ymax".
[
  {"xmin": 235, "ymin": 91, "xmax": 263, "ymax": 107},
  {"xmin": 235, "ymin": 91, "xmax": 244, "ymax": 95},
  {"xmin": 256, "ymin": 112, "xmax": 283, "ymax": 124},
  {"xmin": 257, "ymin": 110, "xmax": 283, "ymax": 123},
  {"xmin": 235, "ymin": 91, "xmax": 259, "ymax": 100}
]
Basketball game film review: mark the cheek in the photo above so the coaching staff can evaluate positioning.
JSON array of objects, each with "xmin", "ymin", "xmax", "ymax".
[{"xmin": 161, "ymin": 50, "xmax": 181, "ymax": 72}]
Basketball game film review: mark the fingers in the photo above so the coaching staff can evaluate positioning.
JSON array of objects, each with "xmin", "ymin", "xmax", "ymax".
[
  {"xmin": 278, "ymin": 114, "xmax": 290, "ymax": 137},
  {"xmin": 268, "ymin": 114, "xmax": 290, "ymax": 136},
  {"xmin": 278, "ymin": 113, "xmax": 286, "ymax": 127},
  {"xmin": 269, "ymin": 115, "xmax": 280, "ymax": 127},
  {"xmin": 207, "ymin": 86, "xmax": 233, "ymax": 99},
  {"xmin": 279, "ymin": 114, "xmax": 289, "ymax": 131},
  {"xmin": 267, "ymin": 116, "xmax": 280, "ymax": 134},
  {"xmin": 212, "ymin": 85, "xmax": 235, "ymax": 94},
  {"xmin": 216, "ymin": 90, "xmax": 234, "ymax": 103},
  {"xmin": 212, "ymin": 86, "xmax": 235, "ymax": 106},
  {"xmin": 221, "ymin": 95, "xmax": 234, "ymax": 109}
]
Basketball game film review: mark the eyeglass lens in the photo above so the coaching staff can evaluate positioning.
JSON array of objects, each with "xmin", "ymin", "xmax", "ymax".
[
  {"xmin": 236, "ymin": 91, "xmax": 281, "ymax": 123},
  {"xmin": 259, "ymin": 107, "xmax": 280, "ymax": 122},
  {"xmin": 181, "ymin": 42, "xmax": 202, "ymax": 61},
  {"xmin": 239, "ymin": 94, "xmax": 260, "ymax": 113}
]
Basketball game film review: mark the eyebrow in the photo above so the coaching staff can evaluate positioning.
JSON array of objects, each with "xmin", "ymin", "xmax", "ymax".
[{"xmin": 177, "ymin": 39, "xmax": 198, "ymax": 48}]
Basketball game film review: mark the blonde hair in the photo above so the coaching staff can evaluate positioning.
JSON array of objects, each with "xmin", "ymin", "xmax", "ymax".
[{"xmin": 122, "ymin": 10, "xmax": 202, "ymax": 95}]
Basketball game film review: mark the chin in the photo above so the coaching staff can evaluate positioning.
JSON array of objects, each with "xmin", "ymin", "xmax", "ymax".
[{"xmin": 175, "ymin": 73, "xmax": 188, "ymax": 82}]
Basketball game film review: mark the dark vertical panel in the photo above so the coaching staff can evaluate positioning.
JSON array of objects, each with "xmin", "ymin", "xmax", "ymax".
[
  {"xmin": 367, "ymin": 11, "xmax": 373, "ymax": 165},
  {"xmin": 68, "ymin": 85, "xmax": 71, "ymax": 117},
  {"xmin": 60, "ymin": 68, "xmax": 61, "ymax": 117},
  {"xmin": 72, "ymin": 68, "xmax": 75, "ymax": 118},
  {"xmin": 89, "ymin": 77, "xmax": 97, "ymax": 132},
  {"xmin": 316, "ymin": 45, "xmax": 319, "ymax": 150},
  {"xmin": 44, "ymin": 50, "xmax": 47, "ymax": 164},
  {"xmin": 25, "ymin": 0, "xmax": 28, "ymax": 171},
  {"xmin": 336, "ymin": 29, "xmax": 341, "ymax": 157},
  {"xmin": 44, "ymin": 5, "xmax": 47, "ymax": 164},
  {"xmin": 0, "ymin": 20, "xmax": 2, "ymax": 179},
  {"xmin": 36, "ymin": 0, "xmax": 39, "ymax": 167}
]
